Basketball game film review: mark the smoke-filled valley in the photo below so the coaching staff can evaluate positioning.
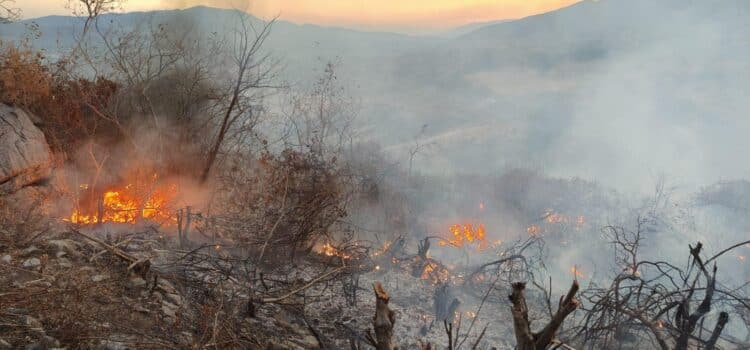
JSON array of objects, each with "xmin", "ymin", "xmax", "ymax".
[{"xmin": 1, "ymin": 0, "xmax": 750, "ymax": 349}]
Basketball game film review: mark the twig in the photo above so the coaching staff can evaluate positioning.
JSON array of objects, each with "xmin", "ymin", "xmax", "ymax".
[{"xmin": 261, "ymin": 266, "xmax": 346, "ymax": 303}]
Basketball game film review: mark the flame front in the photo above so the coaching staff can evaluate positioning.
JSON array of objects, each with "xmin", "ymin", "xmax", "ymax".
[
  {"xmin": 68, "ymin": 180, "xmax": 178, "ymax": 225},
  {"xmin": 527, "ymin": 209, "xmax": 586, "ymax": 235},
  {"xmin": 439, "ymin": 223, "xmax": 487, "ymax": 249}
]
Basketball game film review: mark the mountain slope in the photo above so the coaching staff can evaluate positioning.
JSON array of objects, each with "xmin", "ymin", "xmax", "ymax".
[{"xmin": 3, "ymin": 2, "xmax": 750, "ymax": 191}]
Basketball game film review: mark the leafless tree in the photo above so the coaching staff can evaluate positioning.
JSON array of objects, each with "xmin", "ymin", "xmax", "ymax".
[
  {"xmin": 281, "ymin": 60, "xmax": 358, "ymax": 163},
  {"xmin": 200, "ymin": 12, "xmax": 279, "ymax": 183},
  {"xmin": 572, "ymin": 238, "xmax": 749, "ymax": 350},
  {"xmin": 408, "ymin": 124, "xmax": 435, "ymax": 176}
]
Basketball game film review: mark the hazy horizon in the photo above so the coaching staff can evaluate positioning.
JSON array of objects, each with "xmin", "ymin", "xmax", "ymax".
[
  {"xmin": 15, "ymin": 0, "xmax": 579, "ymax": 34},
  {"xmin": 6, "ymin": 0, "xmax": 750, "ymax": 194}
]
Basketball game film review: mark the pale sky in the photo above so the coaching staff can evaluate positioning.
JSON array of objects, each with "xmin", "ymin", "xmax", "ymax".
[{"xmin": 17, "ymin": 0, "xmax": 579, "ymax": 33}]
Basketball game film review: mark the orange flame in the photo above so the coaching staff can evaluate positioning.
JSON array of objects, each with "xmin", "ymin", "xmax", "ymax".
[
  {"xmin": 527, "ymin": 225, "xmax": 541, "ymax": 235},
  {"xmin": 527, "ymin": 210, "xmax": 586, "ymax": 235},
  {"xmin": 68, "ymin": 177, "xmax": 178, "ymax": 225},
  {"xmin": 318, "ymin": 242, "xmax": 351, "ymax": 259},
  {"xmin": 420, "ymin": 261, "xmax": 450, "ymax": 284},
  {"xmin": 570, "ymin": 266, "xmax": 584, "ymax": 279},
  {"xmin": 438, "ymin": 223, "xmax": 487, "ymax": 249}
]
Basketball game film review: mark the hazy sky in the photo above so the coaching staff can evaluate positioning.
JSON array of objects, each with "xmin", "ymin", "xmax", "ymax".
[{"xmin": 17, "ymin": 0, "xmax": 579, "ymax": 33}]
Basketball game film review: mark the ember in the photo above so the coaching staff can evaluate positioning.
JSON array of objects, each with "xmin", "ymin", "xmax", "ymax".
[
  {"xmin": 570, "ymin": 266, "xmax": 585, "ymax": 279},
  {"xmin": 419, "ymin": 260, "xmax": 451, "ymax": 284},
  {"xmin": 318, "ymin": 242, "xmax": 351, "ymax": 259}
]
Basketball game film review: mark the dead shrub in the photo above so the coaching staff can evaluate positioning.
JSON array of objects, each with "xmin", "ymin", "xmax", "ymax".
[
  {"xmin": 0, "ymin": 41, "xmax": 50, "ymax": 107},
  {"xmin": 212, "ymin": 148, "xmax": 347, "ymax": 262},
  {"xmin": 0, "ymin": 41, "xmax": 121, "ymax": 153}
]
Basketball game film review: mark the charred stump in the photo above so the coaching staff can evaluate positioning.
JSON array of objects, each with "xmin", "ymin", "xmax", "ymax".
[
  {"xmin": 434, "ymin": 283, "xmax": 460, "ymax": 324},
  {"xmin": 367, "ymin": 282, "xmax": 397, "ymax": 350},
  {"xmin": 509, "ymin": 280, "xmax": 580, "ymax": 350}
]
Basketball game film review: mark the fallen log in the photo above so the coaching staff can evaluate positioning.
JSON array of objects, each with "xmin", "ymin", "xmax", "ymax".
[{"xmin": 70, "ymin": 227, "xmax": 151, "ymax": 276}]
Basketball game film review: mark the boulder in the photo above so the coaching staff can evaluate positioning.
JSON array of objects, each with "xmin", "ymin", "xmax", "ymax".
[
  {"xmin": 0, "ymin": 104, "xmax": 53, "ymax": 195},
  {"xmin": 21, "ymin": 257, "xmax": 41, "ymax": 269}
]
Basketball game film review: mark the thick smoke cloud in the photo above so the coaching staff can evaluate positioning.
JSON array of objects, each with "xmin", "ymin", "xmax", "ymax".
[{"xmin": 546, "ymin": 0, "xmax": 750, "ymax": 193}]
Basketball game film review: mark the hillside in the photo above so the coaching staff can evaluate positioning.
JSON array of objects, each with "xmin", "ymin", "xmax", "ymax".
[{"xmin": 3, "ymin": 1, "xmax": 750, "ymax": 191}]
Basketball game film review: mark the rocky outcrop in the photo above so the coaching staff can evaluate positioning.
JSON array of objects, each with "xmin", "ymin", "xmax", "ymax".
[{"xmin": 0, "ymin": 104, "xmax": 53, "ymax": 194}]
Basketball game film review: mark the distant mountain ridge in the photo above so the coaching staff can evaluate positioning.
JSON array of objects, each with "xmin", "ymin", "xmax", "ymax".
[{"xmin": 3, "ymin": 1, "xmax": 750, "ymax": 191}]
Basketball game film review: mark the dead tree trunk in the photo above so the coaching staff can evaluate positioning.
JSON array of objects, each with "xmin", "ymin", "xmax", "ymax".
[
  {"xmin": 434, "ymin": 283, "xmax": 460, "ymax": 324},
  {"xmin": 509, "ymin": 280, "xmax": 580, "ymax": 350},
  {"xmin": 675, "ymin": 243, "xmax": 727, "ymax": 350},
  {"xmin": 200, "ymin": 94, "xmax": 238, "ymax": 183},
  {"xmin": 96, "ymin": 191, "xmax": 104, "ymax": 224},
  {"xmin": 367, "ymin": 282, "xmax": 397, "ymax": 350}
]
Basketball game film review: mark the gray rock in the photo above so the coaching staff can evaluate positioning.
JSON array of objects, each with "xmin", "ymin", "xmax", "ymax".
[
  {"xmin": 20, "ymin": 246, "xmax": 40, "ymax": 256},
  {"xmin": 97, "ymin": 339, "xmax": 128, "ymax": 350},
  {"xmin": 25, "ymin": 335, "xmax": 59, "ymax": 350},
  {"xmin": 0, "ymin": 338, "xmax": 11, "ymax": 349},
  {"xmin": 0, "ymin": 254, "xmax": 11, "ymax": 264},
  {"xmin": 21, "ymin": 257, "xmax": 41, "ymax": 269},
  {"xmin": 298, "ymin": 335, "xmax": 320, "ymax": 348},
  {"xmin": 92, "ymin": 274, "xmax": 109, "ymax": 282},
  {"xmin": 267, "ymin": 340, "xmax": 307, "ymax": 350},
  {"xmin": 0, "ymin": 104, "xmax": 53, "ymax": 195},
  {"xmin": 56, "ymin": 257, "xmax": 72, "ymax": 268},
  {"xmin": 161, "ymin": 301, "xmax": 178, "ymax": 319},
  {"xmin": 47, "ymin": 239, "xmax": 80, "ymax": 257},
  {"xmin": 150, "ymin": 291, "xmax": 164, "ymax": 303},
  {"xmin": 5, "ymin": 307, "xmax": 27, "ymax": 315},
  {"xmin": 22, "ymin": 316, "xmax": 45, "ymax": 338},
  {"xmin": 131, "ymin": 304, "xmax": 150, "ymax": 314},
  {"xmin": 23, "ymin": 315, "xmax": 42, "ymax": 328},
  {"xmin": 177, "ymin": 331, "xmax": 194, "ymax": 347},
  {"xmin": 128, "ymin": 276, "xmax": 147, "ymax": 288},
  {"xmin": 165, "ymin": 292, "xmax": 182, "ymax": 306},
  {"xmin": 125, "ymin": 243, "xmax": 141, "ymax": 251},
  {"xmin": 157, "ymin": 279, "xmax": 177, "ymax": 294}
]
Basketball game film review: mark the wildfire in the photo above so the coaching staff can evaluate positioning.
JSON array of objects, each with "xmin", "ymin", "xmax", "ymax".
[
  {"xmin": 438, "ymin": 223, "xmax": 487, "ymax": 249},
  {"xmin": 527, "ymin": 225, "xmax": 541, "ymax": 235},
  {"xmin": 527, "ymin": 210, "xmax": 586, "ymax": 235},
  {"xmin": 318, "ymin": 242, "xmax": 351, "ymax": 259},
  {"xmin": 545, "ymin": 211, "xmax": 567, "ymax": 224},
  {"xmin": 68, "ymin": 180, "xmax": 178, "ymax": 225},
  {"xmin": 570, "ymin": 266, "xmax": 585, "ymax": 279},
  {"xmin": 419, "ymin": 260, "xmax": 451, "ymax": 284}
]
